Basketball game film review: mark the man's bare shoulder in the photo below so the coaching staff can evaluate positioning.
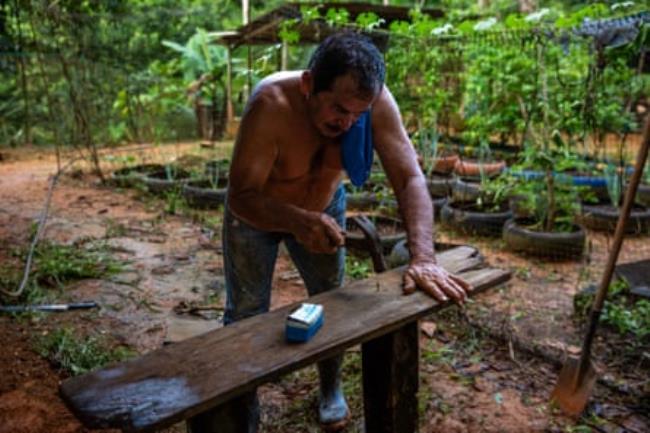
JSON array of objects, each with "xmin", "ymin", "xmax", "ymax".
[
  {"xmin": 249, "ymin": 71, "xmax": 303, "ymax": 114},
  {"xmin": 372, "ymin": 84, "xmax": 398, "ymax": 114}
]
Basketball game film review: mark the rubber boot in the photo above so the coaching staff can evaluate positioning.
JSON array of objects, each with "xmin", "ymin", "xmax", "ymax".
[{"xmin": 318, "ymin": 354, "xmax": 349, "ymax": 431}]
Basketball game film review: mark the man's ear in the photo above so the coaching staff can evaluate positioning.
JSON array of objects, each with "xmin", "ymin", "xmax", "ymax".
[{"xmin": 300, "ymin": 71, "xmax": 313, "ymax": 98}]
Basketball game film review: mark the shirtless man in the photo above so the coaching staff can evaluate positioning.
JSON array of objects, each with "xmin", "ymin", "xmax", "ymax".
[{"xmin": 189, "ymin": 33, "xmax": 470, "ymax": 433}]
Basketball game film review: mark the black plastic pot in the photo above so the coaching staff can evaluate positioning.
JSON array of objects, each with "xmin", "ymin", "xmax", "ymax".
[
  {"xmin": 502, "ymin": 218, "xmax": 586, "ymax": 260},
  {"xmin": 578, "ymin": 202, "xmax": 650, "ymax": 235},
  {"xmin": 182, "ymin": 178, "xmax": 229, "ymax": 209},
  {"xmin": 143, "ymin": 167, "xmax": 192, "ymax": 195},
  {"xmin": 345, "ymin": 215, "xmax": 405, "ymax": 255},
  {"xmin": 440, "ymin": 201, "xmax": 512, "ymax": 237},
  {"xmin": 109, "ymin": 164, "xmax": 165, "ymax": 188}
]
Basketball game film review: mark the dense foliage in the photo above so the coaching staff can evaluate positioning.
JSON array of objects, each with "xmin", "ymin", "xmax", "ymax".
[{"xmin": 2, "ymin": 1, "xmax": 648, "ymax": 173}]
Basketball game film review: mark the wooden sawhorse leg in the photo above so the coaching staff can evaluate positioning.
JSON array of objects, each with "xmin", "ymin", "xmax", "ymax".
[{"xmin": 362, "ymin": 321, "xmax": 419, "ymax": 433}]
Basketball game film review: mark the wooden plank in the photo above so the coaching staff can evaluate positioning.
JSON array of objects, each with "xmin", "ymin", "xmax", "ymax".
[
  {"xmin": 60, "ymin": 247, "xmax": 509, "ymax": 432},
  {"xmin": 362, "ymin": 322, "xmax": 419, "ymax": 433}
]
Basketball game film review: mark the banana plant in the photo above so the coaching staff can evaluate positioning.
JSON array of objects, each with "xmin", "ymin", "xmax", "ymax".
[{"xmin": 163, "ymin": 29, "xmax": 244, "ymax": 140}]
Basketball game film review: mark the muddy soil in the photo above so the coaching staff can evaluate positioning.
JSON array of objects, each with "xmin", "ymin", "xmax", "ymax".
[{"xmin": 0, "ymin": 144, "xmax": 648, "ymax": 433}]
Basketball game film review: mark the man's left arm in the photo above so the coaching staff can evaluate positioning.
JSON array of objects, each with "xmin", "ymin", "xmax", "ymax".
[{"xmin": 371, "ymin": 86, "xmax": 470, "ymax": 303}]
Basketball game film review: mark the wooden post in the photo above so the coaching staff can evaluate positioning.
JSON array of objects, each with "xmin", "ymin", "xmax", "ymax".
[
  {"xmin": 281, "ymin": 40, "xmax": 288, "ymax": 71},
  {"xmin": 362, "ymin": 321, "xmax": 419, "ymax": 433}
]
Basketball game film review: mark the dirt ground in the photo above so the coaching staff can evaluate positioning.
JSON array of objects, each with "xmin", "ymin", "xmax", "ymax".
[{"xmin": 0, "ymin": 143, "xmax": 648, "ymax": 433}]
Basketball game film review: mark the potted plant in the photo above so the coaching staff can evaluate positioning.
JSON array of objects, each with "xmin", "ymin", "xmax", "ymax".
[
  {"xmin": 579, "ymin": 161, "xmax": 650, "ymax": 234},
  {"xmin": 441, "ymin": 153, "xmax": 513, "ymax": 238},
  {"xmin": 143, "ymin": 164, "xmax": 193, "ymax": 196},
  {"xmin": 414, "ymin": 128, "xmax": 455, "ymax": 200},
  {"xmin": 502, "ymin": 142, "xmax": 587, "ymax": 260}
]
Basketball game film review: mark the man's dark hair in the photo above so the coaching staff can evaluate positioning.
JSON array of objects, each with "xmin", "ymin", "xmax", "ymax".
[{"xmin": 308, "ymin": 32, "xmax": 385, "ymax": 97}]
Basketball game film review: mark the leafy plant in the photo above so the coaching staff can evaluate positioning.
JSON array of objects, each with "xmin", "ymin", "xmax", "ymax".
[
  {"xmin": 604, "ymin": 162, "xmax": 623, "ymax": 207},
  {"xmin": 163, "ymin": 28, "xmax": 244, "ymax": 141},
  {"xmin": 36, "ymin": 327, "xmax": 135, "ymax": 376},
  {"xmin": 29, "ymin": 241, "xmax": 122, "ymax": 288},
  {"xmin": 414, "ymin": 128, "xmax": 440, "ymax": 178},
  {"xmin": 574, "ymin": 278, "xmax": 650, "ymax": 339},
  {"xmin": 345, "ymin": 255, "xmax": 373, "ymax": 280}
]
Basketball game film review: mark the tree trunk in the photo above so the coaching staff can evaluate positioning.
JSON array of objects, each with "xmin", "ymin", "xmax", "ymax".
[
  {"xmin": 13, "ymin": 2, "xmax": 31, "ymax": 145},
  {"xmin": 545, "ymin": 170, "xmax": 555, "ymax": 233}
]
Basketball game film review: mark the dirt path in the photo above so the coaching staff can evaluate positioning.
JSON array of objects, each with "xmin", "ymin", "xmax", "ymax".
[{"xmin": 0, "ymin": 145, "xmax": 648, "ymax": 433}]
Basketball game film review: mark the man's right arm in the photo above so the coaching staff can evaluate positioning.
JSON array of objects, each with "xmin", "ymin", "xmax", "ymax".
[{"xmin": 227, "ymin": 92, "xmax": 343, "ymax": 254}]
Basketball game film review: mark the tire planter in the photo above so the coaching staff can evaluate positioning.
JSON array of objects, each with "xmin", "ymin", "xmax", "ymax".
[
  {"xmin": 556, "ymin": 172, "xmax": 613, "ymax": 202},
  {"xmin": 578, "ymin": 202, "xmax": 650, "ymax": 235},
  {"xmin": 503, "ymin": 218, "xmax": 586, "ymax": 260},
  {"xmin": 182, "ymin": 178, "xmax": 229, "ymax": 209},
  {"xmin": 344, "ymin": 181, "xmax": 392, "ymax": 211},
  {"xmin": 346, "ymin": 193, "xmax": 379, "ymax": 210},
  {"xmin": 453, "ymin": 159, "xmax": 506, "ymax": 179},
  {"xmin": 427, "ymin": 176, "xmax": 452, "ymax": 197},
  {"xmin": 508, "ymin": 169, "xmax": 545, "ymax": 181},
  {"xmin": 635, "ymin": 183, "xmax": 650, "ymax": 207},
  {"xmin": 345, "ymin": 215, "xmax": 405, "ymax": 255},
  {"xmin": 204, "ymin": 159, "xmax": 231, "ymax": 180},
  {"xmin": 143, "ymin": 167, "xmax": 192, "ymax": 195},
  {"xmin": 109, "ymin": 164, "xmax": 165, "ymax": 188},
  {"xmin": 440, "ymin": 201, "xmax": 512, "ymax": 237},
  {"xmin": 451, "ymin": 178, "xmax": 481, "ymax": 203},
  {"xmin": 432, "ymin": 195, "xmax": 447, "ymax": 220}
]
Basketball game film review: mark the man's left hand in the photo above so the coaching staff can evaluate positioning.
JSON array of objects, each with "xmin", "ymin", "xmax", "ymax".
[{"xmin": 403, "ymin": 259, "xmax": 471, "ymax": 303}]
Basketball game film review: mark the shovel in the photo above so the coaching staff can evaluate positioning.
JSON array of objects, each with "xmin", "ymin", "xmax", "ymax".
[{"xmin": 551, "ymin": 117, "xmax": 650, "ymax": 416}]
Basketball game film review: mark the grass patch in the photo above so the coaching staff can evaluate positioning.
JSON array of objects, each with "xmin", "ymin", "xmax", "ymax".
[
  {"xmin": 0, "ymin": 240, "xmax": 124, "ymax": 304},
  {"xmin": 35, "ymin": 327, "xmax": 135, "ymax": 376},
  {"xmin": 31, "ymin": 240, "xmax": 123, "ymax": 287}
]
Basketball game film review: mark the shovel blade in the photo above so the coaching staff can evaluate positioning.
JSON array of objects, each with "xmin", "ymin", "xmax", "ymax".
[{"xmin": 551, "ymin": 356, "xmax": 597, "ymax": 416}]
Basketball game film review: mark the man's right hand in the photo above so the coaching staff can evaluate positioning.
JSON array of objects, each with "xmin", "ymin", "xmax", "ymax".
[{"xmin": 294, "ymin": 212, "xmax": 345, "ymax": 254}]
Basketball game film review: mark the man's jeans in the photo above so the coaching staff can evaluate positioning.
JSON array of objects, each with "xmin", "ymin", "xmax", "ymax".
[{"xmin": 188, "ymin": 185, "xmax": 346, "ymax": 433}]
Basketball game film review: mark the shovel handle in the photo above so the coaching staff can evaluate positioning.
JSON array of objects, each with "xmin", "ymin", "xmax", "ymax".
[{"xmin": 579, "ymin": 116, "xmax": 650, "ymax": 373}]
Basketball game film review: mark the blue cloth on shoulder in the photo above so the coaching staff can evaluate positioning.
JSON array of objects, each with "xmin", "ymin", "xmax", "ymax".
[{"xmin": 341, "ymin": 110, "xmax": 373, "ymax": 187}]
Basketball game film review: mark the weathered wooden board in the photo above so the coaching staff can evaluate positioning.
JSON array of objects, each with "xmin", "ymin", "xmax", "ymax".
[{"xmin": 60, "ymin": 246, "xmax": 510, "ymax": 432}]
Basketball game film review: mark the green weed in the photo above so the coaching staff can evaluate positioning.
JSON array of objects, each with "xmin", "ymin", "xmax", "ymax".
[
  {"xmin": 35, "ymin": 327, "xmax": 135, "ymax": 376},
  {"xmin": 31, "ymin": 241, "xmax": 123, "ymax": 287},
  {"xmin": 0, "ymin": 240, "xmax": 123, "ymax": 304},
  {"xmin": 422, "ymin": 341, "xmax": 455, "ymax": 365},
  {"xmin": 163, "ymin": 189, "xmax": 188, "ymax": 215},
  {"xmin": 574, "ymin": 279, "xmax": 650, "ymax": 339},
  {"xmin": 345, "ymin": 255, "xmax": 373, "ymax": 280}
]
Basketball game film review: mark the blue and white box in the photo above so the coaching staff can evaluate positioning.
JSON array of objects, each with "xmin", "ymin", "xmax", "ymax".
[{"xmin": 285, "ymin": 303, "xmax": 324, "ymax": 343}]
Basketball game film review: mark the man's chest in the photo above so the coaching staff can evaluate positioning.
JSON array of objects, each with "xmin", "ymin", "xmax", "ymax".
[{"xmin": 271, "ymin": 131, "xmax": 342, "ymax": 181}]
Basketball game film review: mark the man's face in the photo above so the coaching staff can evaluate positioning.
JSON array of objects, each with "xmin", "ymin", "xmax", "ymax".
[{"xmin": 307, "ymin": 73, "xmax": 378, "ymax": 138}]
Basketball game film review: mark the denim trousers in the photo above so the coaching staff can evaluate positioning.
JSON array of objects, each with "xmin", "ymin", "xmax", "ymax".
[{"xmin": 187, "ymin": 185, "xmax": 346, "ymax": 433}]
